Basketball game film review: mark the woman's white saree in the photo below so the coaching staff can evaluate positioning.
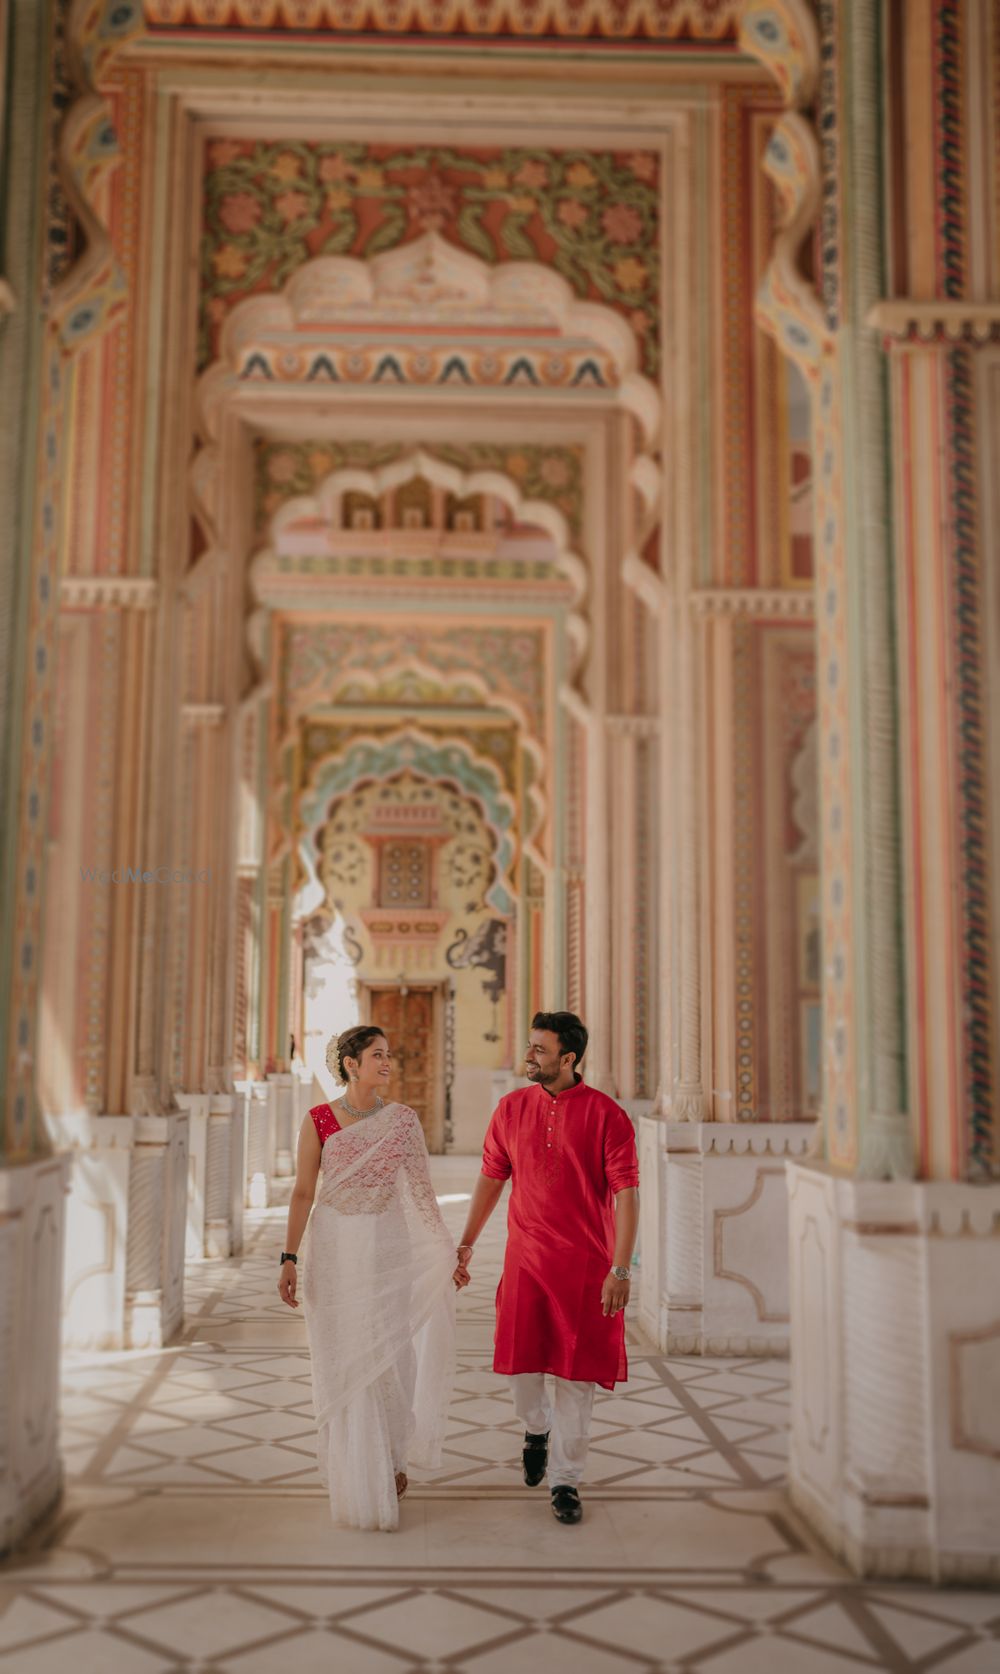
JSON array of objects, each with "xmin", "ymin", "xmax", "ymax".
[{"xmin": 302, "ymin": 1102, "xmax": 456, "ymax": 1531}]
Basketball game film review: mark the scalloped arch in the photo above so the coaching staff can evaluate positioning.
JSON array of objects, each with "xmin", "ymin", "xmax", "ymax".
[
  {"xmin": 299, "ymin": 727, "xmax": 519, "ymax": 918},
  {"xmin": 261, "ymin": 443, "xmax": 587, "ymax": 620},
  {"xmin": 196, "ymin": 234, "xmax": 661, "ymax": 448},
  {"xmin": 286, "ymin": 653, "xmax": 549, "ymax": 864}
]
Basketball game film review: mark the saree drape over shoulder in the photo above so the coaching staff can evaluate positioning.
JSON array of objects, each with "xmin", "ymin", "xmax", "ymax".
[{"xmin": 302, "ymin": 1102, "xmax": 456, "ymax": 1531}]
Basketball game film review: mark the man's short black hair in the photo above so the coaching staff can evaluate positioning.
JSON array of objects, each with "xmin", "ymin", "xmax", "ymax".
[{"xmin": 531, "ymin": 1010, "xmax": 588, "ymax": 1069}]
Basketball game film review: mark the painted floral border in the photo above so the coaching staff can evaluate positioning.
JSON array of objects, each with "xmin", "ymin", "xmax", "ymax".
[{"xmin": 202, "ymin": 141, "xmax": 660, "ymax": 374}]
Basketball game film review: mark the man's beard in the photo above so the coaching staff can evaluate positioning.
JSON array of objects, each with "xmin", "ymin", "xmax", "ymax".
[{"xmin": 525, "ymin": 1062, "xmax": 557, "ymax": 1085}]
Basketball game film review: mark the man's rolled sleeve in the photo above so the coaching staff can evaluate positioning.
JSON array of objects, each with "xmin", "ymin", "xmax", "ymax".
[
  {"xmin": 604, "ymin": 1108, "xmax": 640, "ymax": 1194},
  {"xmin": 481, "ymin": 1106, "xmax": 512, "ymax": 1181}
]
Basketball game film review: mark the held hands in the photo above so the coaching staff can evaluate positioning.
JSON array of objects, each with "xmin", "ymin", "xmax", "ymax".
[
  {"xmin": 601, "ymin": 1271, "xmax": 631, "ymax": 1317},
  {"xmin": 277, "ymin": 1261, "xmax": 299, "ymax": 1309},
  {"xmin": 453, "ymin": 1242, "xmax": 473, "ymax": 1291}
]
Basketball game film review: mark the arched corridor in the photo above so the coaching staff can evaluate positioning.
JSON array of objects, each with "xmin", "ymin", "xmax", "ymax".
[
  {"xmin": 3, "ymin": 1161, "xmax": 996, "ymax": 1674},
  {"xmin": 4, "ymin": 0, "xmax": 1000, "ymax": 1620}
]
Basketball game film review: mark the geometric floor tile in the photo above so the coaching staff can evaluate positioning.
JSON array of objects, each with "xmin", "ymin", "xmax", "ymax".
[
  {"xmin": 696, "ymin": 1642, "xmax": 881, "ymax": 1674},
  {"xmin": 218, "ymin": 1632, "xmax": 415, "ymax": 1674},
  {"xmin": 0, "ymin": 1629, "xmax": 172, "ymax": 1673},
  {"xmin": 0, "ymin": 1160, "xmax": 995, "ymax": 1674},
  {"xmin": 117, "ymin": 1591, "xmax": 297, "ymax": 1658},
  {"xmin": 462, "ymin": 1635, "xmax": 640, "ymax": 1674},
  {"xmin": 866, "ymin": 1602, "xmax": 977, "ymax": 1659},
  {"xmin": 562, "ymin": 1593, "xmax": 743, "ymax": 1660},
  {"xmin": 343, "ymin": 1592, "xmax": 520, "ymax": 1657},
  {"xmin": 0, "ymin": 1597, "xmax": 81, "ymax": 1653}
]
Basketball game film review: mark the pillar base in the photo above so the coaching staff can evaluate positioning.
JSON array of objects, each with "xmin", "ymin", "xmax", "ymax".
[
  {"xmin": 0, "ymin": 1154, "xmax": 71, "ymax": 1554},
  {"xmin": 238, "ymin": 1079, "xmax": 272, "ymax": 1207},
  {"xmin": 50, "ymin": 1112, "xmax": 189, "ymax": 1350},
  {"xmin": 268, "ymin": 1072, "xmax": 298, "ymax": 1177},
  {"xmin": 178, "ymin": 1091, "xmax": 245, "ymax": 1259},
  {"xmin": 787, "ymin": 1159, "xmax": 1000, "ymax": 1581},
  {"xmin": 637, "ymin": 1119, "xmax": 815, "ymax": 1355}
]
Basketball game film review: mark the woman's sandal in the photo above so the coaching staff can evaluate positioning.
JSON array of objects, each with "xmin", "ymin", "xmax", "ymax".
[{"xmin": 395, "ymin": 1471, "xmax": 408, "ymax": 1500}]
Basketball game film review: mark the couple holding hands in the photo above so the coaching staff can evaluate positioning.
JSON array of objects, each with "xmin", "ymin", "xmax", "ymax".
[{"xmin": 278, "ymin": 1010, "xmax": 639, "ymax": 1532}]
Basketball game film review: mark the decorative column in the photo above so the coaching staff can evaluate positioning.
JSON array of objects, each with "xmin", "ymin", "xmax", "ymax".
[
  {"xmin": 43, "ymin": 573, "xmax": 192, "ymax": 1351},
  {"xmin": 232, "ymin": 696, "xmax": 269, "ymax": 1207},
  {"xmin": 165, "ymin": 464, "xmax": 247, "ymax": 1258},
  {"xmin": 868, "ymin": 299, "xmax": 1000, "ymax": 1182},
  {"xmin": 622, "ymin": 556, "xmax": 676, "ymax": 1107},
  {"xmin": 0, "ymin": 0, "xmax": 146, "ymax": 1545},
  {"xmin": 559, "ymin": 685, "xmax": 614, "ymax": 1092},
  {"xmin": 0, "ymin": 13, "xmax": 72, "ymax": 1462},
  {"xmin": 625, "ymin": 71, "xmax": 819, "ymax": 1353},
  {"xmin": 671, "ymin": 599, "xmax": 706, "ymax": 1121},
  {"xmin": 745, "ymin": 0, "xmax": 1000, "ymax": 1576},
  {"xmin": 606, "ymin": 712, "xmax": 659, "ymax": 1105},
  {"xmin": 608, "ymin": 715, "xmax": 638, "ymax": 1102},
  {"xmin": 171, "ymin": 699, "xmax": 246, "ymax": 1254}
]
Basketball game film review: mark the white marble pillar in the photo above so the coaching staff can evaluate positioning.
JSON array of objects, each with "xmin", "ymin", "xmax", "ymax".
[
  {"xmin": 51, "ymin": 1111, "xmax": 189, "ymax": 1351},
  {"xmin": 638, "ymin": 1120, "xmax": 814, "ymax": 1355},
  {"xmin": 269, "ymin": 1071, "xmax": 297, "ymax": 1177},
  {"xmin": 180, "ymin": 1089, "xmax": 244, "ymax": 1259},
  {"xmin": 0, "ymin": 1154, "xmax": 71, "ymax": 1554},
  {"xmin": 124, "ymin": 1115, "xmax": 188, "ymax": 1349},
  {"xmin": 241, "ymin": 1078, "xmax": 272, "ymax": 1208},
  {"xmin": 787, "ymin": 1160, "xmax": 1000, "ymax": 1580}
]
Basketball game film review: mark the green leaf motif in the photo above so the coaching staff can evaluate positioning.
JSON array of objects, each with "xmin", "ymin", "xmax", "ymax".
[
  {"xmin": 582, "ymin": 255, "xmax": 620, "ymax": 303},
  {"xmin": 499, "ymin": 215, "xmax": 536, "ymax": 260},
  {"xmin": 551, "ymin": 247, "xmax": 584, "ymax": 289},
  {"xmin": 363, "ymin": 206, "xmax": 408, "ymax": 258},
  {"xmin": 456, "ymin": 204, "xmax": 496, "ymax": 265},
  {"xmin": 273, "ymin": 238, "xmax": 314, "ymax": 290},
  {"xmin": 322, "ymin": 215, "xmax": 359, "ymax": 256}
]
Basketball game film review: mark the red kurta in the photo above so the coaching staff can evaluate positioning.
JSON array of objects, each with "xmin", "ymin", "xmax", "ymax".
[{"xmin": 481, "ymin": 1078, "xmax": 639, "ymax": 1390}]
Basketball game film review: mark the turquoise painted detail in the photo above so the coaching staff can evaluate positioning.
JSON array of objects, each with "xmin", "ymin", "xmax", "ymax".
[{"xmin": 300, "ymin": 730, "xmax": 517, "ymax": 918}]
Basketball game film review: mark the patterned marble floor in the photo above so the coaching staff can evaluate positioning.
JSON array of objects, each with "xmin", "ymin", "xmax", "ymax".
[{"xmin": 1, "ymin": 1159, "xmax": 998, "ymax": 1673}]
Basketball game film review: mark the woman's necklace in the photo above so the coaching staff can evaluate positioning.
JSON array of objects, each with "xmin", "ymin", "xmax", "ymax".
[{"xmin": 339, "ymin": 1091, "xmax": 385, "ymax": 1119}]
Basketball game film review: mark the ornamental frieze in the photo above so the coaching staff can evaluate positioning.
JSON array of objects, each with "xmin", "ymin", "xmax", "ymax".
[
  {"xmin": 147, "ymin": 0, "xmax": 741, "ymax": 40},
  {"xmin": 200, "ymin": 142, "xmax": 660, "ymax": 373},
  {"xmin": 254, "ymin": 438, "xmax": 584, "ymax": 540}
]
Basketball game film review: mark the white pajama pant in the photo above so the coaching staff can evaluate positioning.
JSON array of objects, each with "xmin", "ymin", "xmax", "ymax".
[{"xmin": 510, "ymin": 1373, "xmax": 596, "ymax": 1489}]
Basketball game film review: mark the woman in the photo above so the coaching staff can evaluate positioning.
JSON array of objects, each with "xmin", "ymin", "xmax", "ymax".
[{"xmin": 277, "ymin": 1024, "xmax": 465, "ymax": 1531}]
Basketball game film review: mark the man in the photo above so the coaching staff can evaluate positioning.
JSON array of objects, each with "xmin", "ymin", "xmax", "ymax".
[{"xmin": 456, "ymin": 1011, "xmax": 639, "ymax": 1524}]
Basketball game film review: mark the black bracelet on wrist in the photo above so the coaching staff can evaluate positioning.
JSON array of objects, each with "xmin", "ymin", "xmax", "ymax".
[{"xmin": 280, "ymin": 1251, "xmax": 298, "ymax": 1266}]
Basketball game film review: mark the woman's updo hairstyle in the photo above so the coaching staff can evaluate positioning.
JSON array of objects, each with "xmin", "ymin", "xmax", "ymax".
[{"xmin": 327, "ymin": 1024, "xmax": 386, "ymax": 1085}]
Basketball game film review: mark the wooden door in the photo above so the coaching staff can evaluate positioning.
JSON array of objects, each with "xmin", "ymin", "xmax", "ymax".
[{"xmin": 367, "ymin": 985, "xmax": 443, "ymax": 1151}]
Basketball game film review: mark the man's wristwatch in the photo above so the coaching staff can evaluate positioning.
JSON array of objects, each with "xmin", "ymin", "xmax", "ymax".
[
  {"xmin": 280, "ymin": 1252, "xmax": 297, "ymax": 1266},
  {"xmin": 610, "ymin": 1265, "xmax": 631, "ymax": 1282}
]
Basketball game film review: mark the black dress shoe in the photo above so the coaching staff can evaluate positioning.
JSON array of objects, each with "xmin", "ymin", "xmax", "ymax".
[
  {"xmin": 550, "ymin": 1485, "xmax": 583, "ymax": 1524},
  {"xmin": 522, "ymin": 1430, "xmax": 549, "ymax": 1486}
]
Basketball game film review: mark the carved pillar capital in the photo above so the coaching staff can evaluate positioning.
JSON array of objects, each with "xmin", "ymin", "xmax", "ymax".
[{"xmin": 672, "ymin": 1083, "xmax": 707, "ymax": 1124}]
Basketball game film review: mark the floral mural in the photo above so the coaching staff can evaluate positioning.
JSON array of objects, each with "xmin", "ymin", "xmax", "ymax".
[{"xmin": 202, "ymin": 141, "xmax": 660, "ymax": 373}]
